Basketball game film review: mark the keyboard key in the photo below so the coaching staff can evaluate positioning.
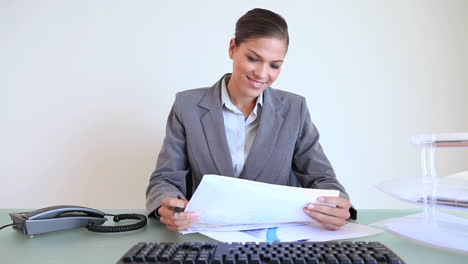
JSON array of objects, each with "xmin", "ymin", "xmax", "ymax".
[
  {"xmin": 160, "ymin": 254, "xmax": 171, "ymax": 262},
  {"xmin": 250, "ymin": 259, "xmax": 261, "ymax": 264},
  {"xmin": 269, "ymin": 258, "xmax": 281, "ymax": 264},
  {"xmin": 363, "ymin": 255, "xmax": 378, "ymax": 264},
  {"xmin": 324, "ymin": 253, "xmax": 339, "ymax": 264},
  {"xmin": 122, "ymin": 243, "xmax": 146, "ymax": 262},
  {"xmin": 283, "ymin": 257, "xmax": 294, "ymax": 264},
  {"xmin": 373, "ymin": 253, "xmax": 386, "ymax": 262},
  {"xmin": 225, "ymin": 256, "xmax": 236, "ymax": 264},
  {"xmin": 237, "ymin": 257, "xmax": 248, "ymax": 264},
  {"xmin": 307, "ymin": 257, "xmax": 320, "ymax": 264},
  {"xmin": 261, "ymin": 254, "xmax": 271, "ymax": 261},
  {"xmin": 351, "ymin": 259, "xmax": 364, "ymax": 264},
  {"xmin": 212, "ymin": 257, "xmax": 223, "ymax": 264},
  {"xmin": 295, "ymin": 257, "xmax": 306, "ymax": 264},
  {"xmin": 184, "ymin": 259, "xmax": 195, "ymax": 264},
  {"xmin": 194, "ymin": 259, "xmax": 205, "ymax": 264},
  {"xmin": 388, "ymin": 257, "xmax": 402, "ymax": 264},
  {"xmin": 336, "ymin": 254, "xmax": 351, "ymax": 264}
]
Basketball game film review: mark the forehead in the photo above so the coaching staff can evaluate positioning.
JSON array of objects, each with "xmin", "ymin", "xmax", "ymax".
[{"xmin": 238, "ymin": 37, "xmax": 287, "ymax": 60}]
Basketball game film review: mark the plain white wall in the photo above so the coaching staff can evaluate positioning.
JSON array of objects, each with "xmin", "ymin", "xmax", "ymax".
[{"xmin": 1, "ymin": 0, "xmax": 467, "ymax": 210}]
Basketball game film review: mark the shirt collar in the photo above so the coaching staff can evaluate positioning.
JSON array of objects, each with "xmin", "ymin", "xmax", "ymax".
[{"xmin": 221, "ymin": 75, "xmax": 263, "ymax": 113}]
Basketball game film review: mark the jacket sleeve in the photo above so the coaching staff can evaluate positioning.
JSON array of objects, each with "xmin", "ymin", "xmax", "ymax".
[
  {"xmin": 145, "ymin": 99, "xmax": 190, "ymax": 217},
  {"xmin": 292, "ymin": 98, "xmax": 357, "ymax": 220}
]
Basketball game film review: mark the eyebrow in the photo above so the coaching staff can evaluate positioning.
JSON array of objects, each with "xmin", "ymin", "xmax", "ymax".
[{"xmin": 247, "ymin": 49, "xmax": 284, "ymax": 63}]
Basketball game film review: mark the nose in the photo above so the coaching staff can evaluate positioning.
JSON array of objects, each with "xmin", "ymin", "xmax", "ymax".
[{"xmin": 253, "ymin": 63, "xmax": 268, "ymax": 80}]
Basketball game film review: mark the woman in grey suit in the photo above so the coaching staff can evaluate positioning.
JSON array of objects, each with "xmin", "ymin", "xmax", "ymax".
[{"xmin": 146, "ymin": 8, "xmax": 356, "ymax": 231}]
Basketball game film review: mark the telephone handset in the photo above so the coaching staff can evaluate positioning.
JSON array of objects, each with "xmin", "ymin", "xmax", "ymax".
[
  {"xmin": 22, "ymin": 205, "xmax": 107, "ymax": 220},
  {"xmin": 9, "ymin": 205, "xmax": 147, "ymax": 235}
]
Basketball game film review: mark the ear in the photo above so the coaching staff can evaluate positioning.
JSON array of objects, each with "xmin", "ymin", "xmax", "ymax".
[{"xmin": 228, "ymin": 38, "xmax": 236, "ymax": 59}]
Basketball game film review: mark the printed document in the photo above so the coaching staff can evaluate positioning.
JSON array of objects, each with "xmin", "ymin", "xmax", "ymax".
[
  {"xmin": 184, "ymin": 174, "xmax": 339, "ymax": 228},
  {"xmin": 200, "ymin": 222, "xmax": 383, "ymax": 243},
  {"xmin": 182, "ymin": 175, "xmax": 382, "ymax": 242}
]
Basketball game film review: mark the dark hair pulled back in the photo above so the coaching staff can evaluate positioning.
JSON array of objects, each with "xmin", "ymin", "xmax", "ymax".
[{"xmin": 234, "ymin": 8, "xmax": 289, "ymax": 48}]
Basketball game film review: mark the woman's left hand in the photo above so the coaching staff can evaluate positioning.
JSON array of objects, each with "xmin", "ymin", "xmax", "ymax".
[{"xmin": 303, "ymin": 196, "xmax": 351, "ymax": 230}]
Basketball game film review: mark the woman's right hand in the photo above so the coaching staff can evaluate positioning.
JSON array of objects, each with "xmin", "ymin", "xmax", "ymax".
[{"xmin": 158, "ymin": 197, "xmax": 200, "ymax": 231}]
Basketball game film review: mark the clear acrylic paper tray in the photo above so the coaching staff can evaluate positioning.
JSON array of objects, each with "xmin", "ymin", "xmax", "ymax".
[
  {"xmin": 377, "ymin": 132, "xmax": 468, "ymax": 254},
  {"xmin": 409, "ymin": 132, "xmax": 468, "ymax": 147}
]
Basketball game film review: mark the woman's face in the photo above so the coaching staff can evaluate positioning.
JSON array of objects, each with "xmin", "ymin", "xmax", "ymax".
[{"xmin": 228, "ymin": 37, "xmax": 287, "ymax": 101}]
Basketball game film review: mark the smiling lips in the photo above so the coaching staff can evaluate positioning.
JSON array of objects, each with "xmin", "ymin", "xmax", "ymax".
[{"xmin": 247, "ymin": 76, "xmax": 266, "ymax": 88}]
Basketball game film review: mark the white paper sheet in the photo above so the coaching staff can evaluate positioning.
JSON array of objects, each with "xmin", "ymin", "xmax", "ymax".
[
  {"xmin": 180, "ymin": 222, "xmax": 307, "ymax": 234},
  {"xmin": 199, "ymin": 222, "xmax": 383, "ymax": 243},
  {"xmin": 275, "ymin": 222, "xmax": 383, "ymax": 242},
  {"xmin": 185, "ymin": 175, "xmax": 339, "ymax": 227},
  {"xmin": 373, "ymin": 212, "xmax": 468, "ymax": 254}
]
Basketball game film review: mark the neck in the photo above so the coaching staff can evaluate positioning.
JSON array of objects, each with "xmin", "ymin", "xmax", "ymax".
[{"xmin": 226, "ymin": 77, "xmax": 257, "ymax": 118}]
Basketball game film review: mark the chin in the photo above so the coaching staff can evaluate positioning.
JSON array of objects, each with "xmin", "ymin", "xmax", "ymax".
[{"xmin": 244, "ymin": 87, "xmax": 264, "ymax": 98}]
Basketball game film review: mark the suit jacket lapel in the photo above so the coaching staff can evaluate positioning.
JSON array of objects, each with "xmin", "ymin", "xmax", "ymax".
[
  {"xmin": 240, "ymin": 87, "xmax": 284, "ymax": 180},
  {"xmin": 199, "ymin": 75, "xmax": 234, "ymax": 177}
]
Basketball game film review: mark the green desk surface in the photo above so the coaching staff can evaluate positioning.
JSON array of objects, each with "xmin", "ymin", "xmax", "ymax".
[{"xmin": 1, "ymin": 209, "xmax": 466, "ymax": 263}]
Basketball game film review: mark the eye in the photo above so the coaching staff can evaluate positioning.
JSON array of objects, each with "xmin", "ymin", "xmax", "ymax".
[
  {"xmin": 247, "ymin": 56, "xmax": 258, "ymax": 62},
  {"xmin": 270, "ymin": 64, "xmax": 281, "ymax": 70}
]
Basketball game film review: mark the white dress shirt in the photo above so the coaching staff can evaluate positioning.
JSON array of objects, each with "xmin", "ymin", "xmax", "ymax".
[{"xmin": 221, "ymin": 77, "xmax": 263, "ymax": 177}]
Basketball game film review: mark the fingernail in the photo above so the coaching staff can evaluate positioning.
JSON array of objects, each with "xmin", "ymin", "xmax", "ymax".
[
  {"xmin": 318, "ymin": 196, "xmax": 325, "ymax": 202},
  {"xmin": 307, "ymin": 204, "xmax": 315, "ymax": 209},
  {"xmin": 191, "ymin": 213, "xmax": 200, "ymax": 219}
]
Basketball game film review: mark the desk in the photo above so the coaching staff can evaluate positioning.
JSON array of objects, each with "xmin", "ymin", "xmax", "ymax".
[{"xmin": 1, "ymin": 209, "xmax": 466, "ymax": 263}]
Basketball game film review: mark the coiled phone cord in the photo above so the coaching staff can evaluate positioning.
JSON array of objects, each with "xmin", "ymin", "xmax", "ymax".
[{"xmin": 86, "ymin": 213, "xmax": 147, "ymax": 233}]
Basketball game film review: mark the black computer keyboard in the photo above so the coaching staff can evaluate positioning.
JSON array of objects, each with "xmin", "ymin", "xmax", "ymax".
[{"xmin": 116, "ymin": 241, "xmax": 405, "ymax": 264}]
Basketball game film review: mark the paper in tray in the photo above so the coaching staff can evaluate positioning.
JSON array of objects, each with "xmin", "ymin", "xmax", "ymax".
[
  {"xmin": 372, "ymin": 212, "xmax": 468, "ymax": 254},
  {"xmin": 376, "ymin": 171, "xmax": 468, "ymax": 211}
]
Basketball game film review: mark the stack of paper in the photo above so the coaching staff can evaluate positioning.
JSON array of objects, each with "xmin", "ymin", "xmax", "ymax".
[{"xmin": 181, "ymin": 175, "xmax": 382, "ymax": 242}]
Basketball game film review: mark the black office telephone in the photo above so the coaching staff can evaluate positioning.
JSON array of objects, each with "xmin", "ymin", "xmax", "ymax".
[{"xmin": 8, "ymin": 205, "xmax": 147, "ymax": 235}]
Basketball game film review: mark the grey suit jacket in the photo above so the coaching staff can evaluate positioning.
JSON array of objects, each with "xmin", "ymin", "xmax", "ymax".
[{"xmin": 146, "ymin": 74, "xmax": 355, "ymax": 219}]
